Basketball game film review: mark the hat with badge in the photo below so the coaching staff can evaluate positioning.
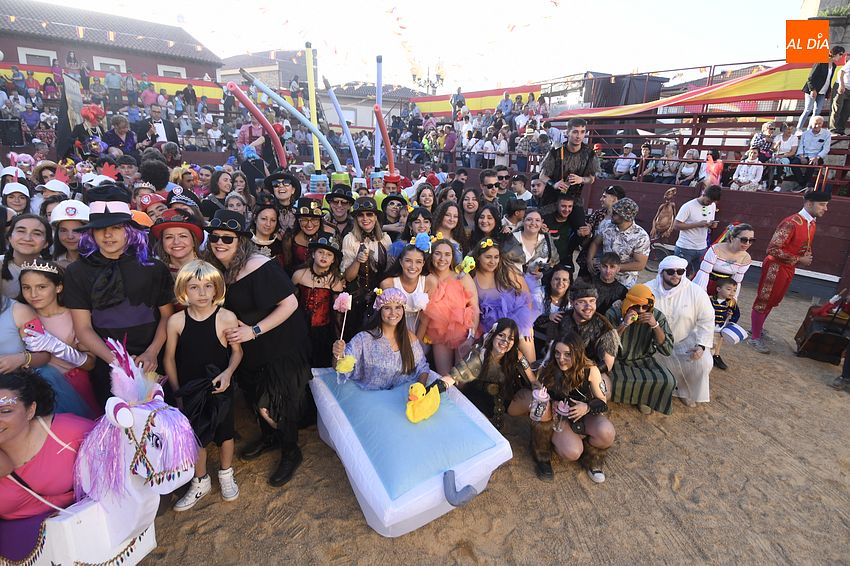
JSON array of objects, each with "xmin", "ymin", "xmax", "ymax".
[
  {"xmin": 50, "ymin": 200, "xmax": 90, "ymax": 225},
  {"xmin": 328, "ymin": 184, "xmax": 355, "ymax": 204},
  {"xmin": 307, "ymin": 234, "xmax": 342, "ymax": 260},
  {"xmin": 166, "ymin": 186, "xmax": 202, "ymax": 209},
  {"xmin": 294, "ymin": 197, "xmax": 324, "ymax": 218}
]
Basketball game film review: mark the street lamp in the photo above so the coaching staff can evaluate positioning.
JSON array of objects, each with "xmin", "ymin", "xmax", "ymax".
[{"xmin": 412, "ymin": 61, "xmax": 444, "ymax": 95}]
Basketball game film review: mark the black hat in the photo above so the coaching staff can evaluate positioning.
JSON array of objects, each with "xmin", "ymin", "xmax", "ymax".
[
  {"xmin": 254, "ymin": 192, "xmax": 278, "ymax": 211},
  {"xmin": 76, "ymin": 183, "xmax": 141, "ymax": 231},
  {"xmin": 205, "ymin": 209, "xmax": 251, "ymax": 235},
  {"xmin": 166, "ymin": 186, "xmax": 202, "ymax": 209},
  {"xmin": 381, "ymin": 194, "xmax": 406, "ymax": 212},
  {"xmin": 264, "ymin": 171, "xmax": 302, "ymax": 200},
  {"xmin": 803, "ymin": 190, "xmax": 831, "ymax": 202},
  {"xmin": 307, "ymin": 235, "xmax": 342, "ymax": 260},
  {"xmin": 294, "ymin": 197, "xmax": 324, "ymax": 218},
  {"xmin": 328, "ymin": 184, "xmax": 355, "ymax": 204},
  {"xmin": 352, "ymin": 197, "xmax": 378, "ymax": 215},
  {"xmin": 505, "ymin": 199, "xmax": 527, "ymax": 214}
]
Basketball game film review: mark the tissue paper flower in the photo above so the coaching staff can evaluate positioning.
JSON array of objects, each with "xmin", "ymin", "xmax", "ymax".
[
  {"xmin": 335, "ymin": 354, "xmax": 356, "ymax": 374},
  {"xmin": 333, "ymin": 292, "xmax": 352, "ymax": 313}
]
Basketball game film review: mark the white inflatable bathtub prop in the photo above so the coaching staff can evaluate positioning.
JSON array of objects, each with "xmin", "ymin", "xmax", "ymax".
[
  {"xmin": 310, "ymin": 368, "xmax": 512, "ymax": 537},
  {"xmin": 4, "ymin": 341, "xmax": 196, "ymax": 565}
]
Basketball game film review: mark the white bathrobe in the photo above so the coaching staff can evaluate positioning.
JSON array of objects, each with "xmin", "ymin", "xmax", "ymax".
[{"xmin": 647, "ymin": 261, "xmax": 715, "ymax": 403}]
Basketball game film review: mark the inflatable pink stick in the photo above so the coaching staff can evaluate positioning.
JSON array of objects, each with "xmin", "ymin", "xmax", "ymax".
[
  {"xmin": 373, "ymin": 104, "xmax": 395, "ymax": 176},
  {"xmin": 227, "ymin": 81, "xmax": 287, "ymax": 169}
]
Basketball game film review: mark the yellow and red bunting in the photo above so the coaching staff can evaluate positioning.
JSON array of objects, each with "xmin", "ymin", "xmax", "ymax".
[
  {"xmin": 555, "ymin": 63, "xmax": 818, "ymax": 119},
  {"xmin": 411, "ymin": 85, "xmax": 542, "ymax": 119}
]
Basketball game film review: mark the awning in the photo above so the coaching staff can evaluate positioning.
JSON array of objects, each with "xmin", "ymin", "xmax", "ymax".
[{"xmin": 554, "ymin": 63, "xmax": 812, "ymax": 119}]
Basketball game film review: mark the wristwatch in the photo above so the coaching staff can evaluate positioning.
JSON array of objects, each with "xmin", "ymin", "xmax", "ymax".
[{"xmin": 252, "ymin": 324, "xmax": 262, "ymax": 337}]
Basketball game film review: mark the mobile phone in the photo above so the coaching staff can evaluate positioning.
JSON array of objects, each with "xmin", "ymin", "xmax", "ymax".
[{"xmin": 24, "ymin": 318, "xmax": 45, "ymax": 334}]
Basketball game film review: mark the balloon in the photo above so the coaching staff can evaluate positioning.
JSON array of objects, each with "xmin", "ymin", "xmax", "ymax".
[
  {"xmin": 226, "ymin": 82, "xmax": 287, "ymax": 169},
  {"xmin": 373, "ymin": 104, "xmax": 395, "ymax": 176},
  {"xmin": 374, "ymin": 55, "xmax": 383, "ymax": 169},
  {"xmin": 241, "ymin": 70, "xmax": 343, "ymax": 172},
  {"xmin": 323, "ymin": 77, "xmax": 362, "ymax": 177}
]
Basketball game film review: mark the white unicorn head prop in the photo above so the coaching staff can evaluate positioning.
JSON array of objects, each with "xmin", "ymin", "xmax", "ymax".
[{"xmin": 75, "ymin": 338, "xmax": 197, "ymax": 507}]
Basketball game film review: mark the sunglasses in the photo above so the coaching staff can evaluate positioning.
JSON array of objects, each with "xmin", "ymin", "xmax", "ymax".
[
  {"xmin": 208, "ymin": 233, "xmax": 236, "ymax": 244},
  {"xmin": 663, "ymin": 268, "xmax": 686, "ymax": 276},
  {"xmin": 482, "ymin": 183, "xmax": 498, "ymax": 189},
  {"xmin": 738, "ymin": 237, "xmax": 756, "ymax": 244},
  {"xmin": 272, "ymin": 180, "xmax": 293, "ymax": 187},
  {"xmin": 208, "ymin": 218, "xmax": 242, "ymax": 231},
  {"xmin": 497, "ymin": 175, "xmax": 510, "ymax": 180}
]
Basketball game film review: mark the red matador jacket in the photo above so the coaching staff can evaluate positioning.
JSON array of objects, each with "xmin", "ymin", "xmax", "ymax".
[{"xmin": 753, "ymin": 212, "xmax": 815, "ymax": 312}]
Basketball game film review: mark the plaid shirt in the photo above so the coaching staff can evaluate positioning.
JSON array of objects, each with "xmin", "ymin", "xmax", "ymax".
[{"xmin": 750, "ymin": 133, "xmax": 773, "ymax": 158}]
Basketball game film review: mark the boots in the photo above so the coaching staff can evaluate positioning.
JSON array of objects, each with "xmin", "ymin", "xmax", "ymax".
[
  {"xmin": 240, "ymin": 434, "xmax": 276, "ymax": 460},
  {"xmin": 581, "ymin": 442, "xmax": 609, "ymax": 484},
  {"xmin": 269, "ymin": 444, "xmax": 303, "ymax": 487},
  {"xmin": 530, "ymin": 420, "xmax": 554, "ymax": 482}
]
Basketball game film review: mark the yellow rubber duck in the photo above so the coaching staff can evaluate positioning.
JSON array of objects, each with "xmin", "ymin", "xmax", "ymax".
[{"xmin": 406, "ymin": 382, "xmax": 441, "ymax": 423}]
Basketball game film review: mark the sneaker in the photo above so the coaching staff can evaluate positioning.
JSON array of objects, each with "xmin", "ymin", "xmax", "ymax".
[
  {"xmin": 713, "ymin": 354, "xmax": 728, "ymax": 370},
  {"xmin": 173, "ymin": 475, "xmax": 211, "ymax": 512},
  {"xmin": 831, "ymin": 376, "xmax": 850, "ymax": 391},
  {"xmin": 218, "ymin": 467, "xmax": 240, "ymax": 502},
  {"xmin": 587, "ymin": 467, "xmax": 606, "ymax": 483},
  {"xmin": 748, "ymin": 337, "xmax": 770, "ymax": 354},
  {"xmin": 535, "ymin": 460, "xmax": 554, "ymax": 482}
]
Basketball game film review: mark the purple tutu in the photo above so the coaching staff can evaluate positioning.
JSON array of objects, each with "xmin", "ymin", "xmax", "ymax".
[{"xmin": 478, "ymin": 288, "xmax": 539, "ymax": 337}]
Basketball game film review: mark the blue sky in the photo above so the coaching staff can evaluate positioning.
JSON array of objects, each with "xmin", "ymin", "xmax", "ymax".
[{"xmin": 41, "ymin": 0, "xmax": 803, "ymax": 91}]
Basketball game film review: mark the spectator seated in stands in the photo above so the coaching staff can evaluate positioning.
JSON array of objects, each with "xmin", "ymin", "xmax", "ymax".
[
  {"xmin": 730, "ymin": 149, "xmax": 764, "ymax": 191},
  {"xmin": 675, "ymin": 149, "xmax": 700, "ymax": 186},
  {"xmin": 790, "ymin": 115, "xmax": 831, "ymax": 190},
  {"xmin": 612, "ymin": 143, "xmax": 637, "ymax": 180},
  {"xmin": 769, "ymin": 123, "xmax": 798, "ymax": 188},
  {"xmin": 653, "ymin": 145, "xmax": 678, "ymax": 185},
  {"xmin": 749, "ymin": 121, "xmax": 776, "ymax": 163}
]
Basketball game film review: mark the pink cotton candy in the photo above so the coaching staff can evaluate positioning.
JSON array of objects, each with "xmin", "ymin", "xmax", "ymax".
[{"xmin": 333, "ymin": 292, "xmax": 353, "ymax": 313}]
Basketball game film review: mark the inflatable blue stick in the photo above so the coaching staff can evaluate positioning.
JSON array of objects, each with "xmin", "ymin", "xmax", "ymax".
[
  {"xmin": 374, "ymin": 55, "xmax": 383, "ymax": 169},
  {"xmin": 239, "ymin": 68, "xmax": 343, "ymax": 172},
  {"xmin": 323, "ymin": 76, "xmax": 362, "ymax": 177}
]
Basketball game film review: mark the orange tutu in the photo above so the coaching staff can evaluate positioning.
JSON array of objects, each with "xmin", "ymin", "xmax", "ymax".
[{"xmin": 425, "ymin": 277, "xmax": 474, "ymax": 349}]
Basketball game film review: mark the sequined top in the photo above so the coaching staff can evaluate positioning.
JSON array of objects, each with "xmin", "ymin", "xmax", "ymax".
[{"xmin": 341, "ymin": 330, "xmax": 437, "ymax": 390}]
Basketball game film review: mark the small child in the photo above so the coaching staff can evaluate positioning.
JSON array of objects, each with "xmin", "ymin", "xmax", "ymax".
[
  {"xmin": 164, "ymin": 260, "xmax": 243, "ymax": 512},
  {"xmin": 291, "ymin": 237, "xmax": 345, "ymax": 368},
  {"xmin": 710, "ymin": 278, "xmax": 747, "ymax": 370}
]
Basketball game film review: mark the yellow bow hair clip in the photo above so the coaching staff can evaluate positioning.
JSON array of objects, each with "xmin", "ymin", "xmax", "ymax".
[
  {"xmin": 431, "ymin": 231, "xmax": 444, "ymax": 243},
  {"xmin": 480, "ymin": 238, "xmax": 494, "ymax": 249},
  {"xmin": 373, "ymin": 288, "xmax": 383, "ymax": 296}
]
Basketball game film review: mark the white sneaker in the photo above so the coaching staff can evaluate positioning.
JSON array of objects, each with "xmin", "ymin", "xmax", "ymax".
[
  {"xmin": 174, "ymin": 475, "xmax": 211, "ymax": 512},
  {"xmin": 218, "ymin": 467, "xmax": 240, "ymax": 502},
  {"xmin": 587, "ymin": 468, "xmax": 606, "ymax": 483}
]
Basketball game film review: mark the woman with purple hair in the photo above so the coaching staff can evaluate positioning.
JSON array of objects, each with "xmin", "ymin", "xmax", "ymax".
[{"xmin": 62, "ymin": 182, "xmax": 175, "ymax": 406}]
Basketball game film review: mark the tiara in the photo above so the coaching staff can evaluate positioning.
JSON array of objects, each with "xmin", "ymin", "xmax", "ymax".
[{"xmin": 20, "ymin": 259, "xmax": 60, "ymax": 275}]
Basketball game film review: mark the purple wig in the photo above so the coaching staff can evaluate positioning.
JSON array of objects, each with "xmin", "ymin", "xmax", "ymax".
[{"xmin": 78, "ymin": 223, "xmax": 153, "ymax": 265}]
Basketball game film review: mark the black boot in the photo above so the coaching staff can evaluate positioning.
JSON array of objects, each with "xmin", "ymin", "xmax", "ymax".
[
  {"xmin": 269, "ymin": 445, "xmax": 303, "ymax": 487},
  {"xmin": 240, "ymin": 434, "xmax": 277, "ymax": 461},
  {"xmin": 530, "ymin": 420, "xmax": 554, "ymax": 482}
]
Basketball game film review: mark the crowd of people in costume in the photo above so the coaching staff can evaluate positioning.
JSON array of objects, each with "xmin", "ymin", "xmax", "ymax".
[{"xmin": 0, "ymin": 108, "xmax": 843, "ymax": 560}]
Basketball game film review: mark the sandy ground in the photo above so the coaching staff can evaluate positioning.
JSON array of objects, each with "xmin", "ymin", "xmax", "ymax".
[{"xmin": 150, "ymin": 276, "xmax": 850, "ymax": 565}]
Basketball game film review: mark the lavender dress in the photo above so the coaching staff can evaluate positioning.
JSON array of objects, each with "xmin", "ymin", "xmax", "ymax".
[
  {"xmin": 340, "ymin": 331, "xmax": 439, "ymax": 390},
  {"xmin": 475, "ymin": 280, "xmax": 539, "ymax": 337}
]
